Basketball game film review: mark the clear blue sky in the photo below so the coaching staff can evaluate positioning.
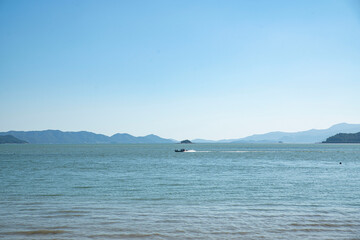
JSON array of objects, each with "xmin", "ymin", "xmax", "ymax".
[{"xmin": 1, "ymin": 0, "xmax": 360, "ymax": 140}]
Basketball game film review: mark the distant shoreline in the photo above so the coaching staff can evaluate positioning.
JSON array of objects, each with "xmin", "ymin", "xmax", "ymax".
[{"xmin": 1, "ymin": 123, "xmax": 360, "ymax": 144}]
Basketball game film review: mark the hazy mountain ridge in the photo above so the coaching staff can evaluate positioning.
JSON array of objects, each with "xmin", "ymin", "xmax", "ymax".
[
  {"xmin": 0, "ymin": 130, "xmax": 175, "ymax": 144},
  {"xmin": 193, "ymin": 123, "xmax": 360, "ymax": 143},
  {"xmin": 2, "ymin": 123, "xmax": 359, "ymax": 144}
]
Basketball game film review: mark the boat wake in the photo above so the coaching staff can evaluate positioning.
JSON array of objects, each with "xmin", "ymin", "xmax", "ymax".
[
  {"xmin": 182, "ymin": 150, "xmax": 271, "ymax": 153},
  {"xmin": 220, "ymin": 151, "xmax": 251, "ymax": 153},
  {"xmin": 184, "ymin": 150, "xmax": 264, "ymax": 153},
  {"xmin": 184, "ymin": 150, "xmax": 211, "ymax": 153},
  {"xmin": 185, "ymin": 150, "xmax": 196, "ymax": 152}
]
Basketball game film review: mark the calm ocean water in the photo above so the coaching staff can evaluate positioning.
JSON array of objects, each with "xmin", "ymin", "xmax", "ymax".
[{"xmin": 0, "ymin": 143, "xmax": 359, "ymax": 239}]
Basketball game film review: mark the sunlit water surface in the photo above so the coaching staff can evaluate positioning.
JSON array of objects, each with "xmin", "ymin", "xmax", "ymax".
[{"xmin": 0, "ymin": 144, "xmax": 359, "ymax": 239}]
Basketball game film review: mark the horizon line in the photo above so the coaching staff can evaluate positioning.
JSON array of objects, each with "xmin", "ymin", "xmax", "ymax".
[{"xmin": 1, "ymin": 122, "xmax": 358, "ymax": 141}]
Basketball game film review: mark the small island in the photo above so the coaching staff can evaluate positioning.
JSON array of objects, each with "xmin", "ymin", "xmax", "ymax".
[
  {"xmin": 322, "ymin": 132, "xmax": 360, "ymax": 143},
  {"xmin": 180, "ymin": 139, "xmax": 193, "ymax": 144},
  {"xmin": 0, "ymin": 135, "xmax": 28, "ymax": 144}
]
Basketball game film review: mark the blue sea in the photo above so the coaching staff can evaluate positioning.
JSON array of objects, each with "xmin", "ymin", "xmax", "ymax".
[{"xmin": 0, "ymin": 144, "xmax": 359, "ymax": 239}]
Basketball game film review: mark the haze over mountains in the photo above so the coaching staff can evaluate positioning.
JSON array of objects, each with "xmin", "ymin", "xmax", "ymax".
[
  {"xmin": 0, "ymin": 130, "xmax": 175, "ymax": 144},
  {"xmin": 1, "ymin": 123, "xmax": 359, "ymax": 144},
  {"xmin": 193, "ymin": 123, "xmax": 360, "ymax": 143}
]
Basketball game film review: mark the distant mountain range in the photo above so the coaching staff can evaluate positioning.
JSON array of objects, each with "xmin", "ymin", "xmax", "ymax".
[
  {"xmin": 193, "ymin": 123, "xmax": 360, "ymax": 144},
  {"xmin": 0, "ymin": 130, "xmax": 175, "ymax": 144},
  {"xmin": 1, "ymin": 123, "xmax": 359, "ymax": 144}
]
